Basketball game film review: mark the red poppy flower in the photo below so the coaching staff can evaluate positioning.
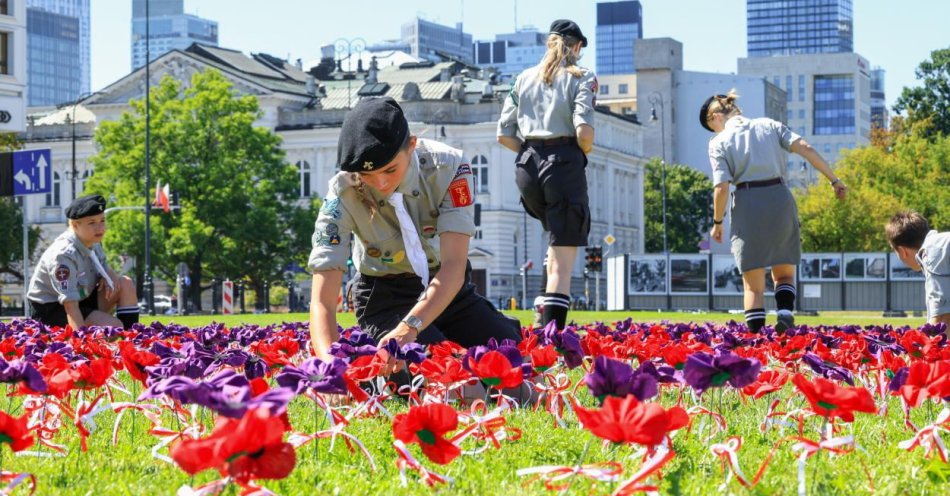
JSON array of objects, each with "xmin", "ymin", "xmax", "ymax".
[
  {"xmin": 38, "ymin": 353, "xmax": 79, "ymax": 398},
  {"xmin": 411, "ymin": 356, "xmax": 472, "ymax": 386},
  {"xmin": 251, "ymin": 338, "xmax": 300, "ymax": 369},
  {"xmin": 0, "ymin": 411, "xmax": 35, "ymax": 453},
  {"xmin": 659, "ymin": 343, "xmax": 691, "ymax": 370},
  {"xmin": 392, "ymin": 403, "xmax": 461, "ymax": 465},
  {"xmin": 528, "ymin": 345, "xmax": 559, "ymax": 373},
  {"xmin": 345, "ymin": 354, "xmax": 387, "ymax": 383},
  {"xmin": 741, "ymin": 370, "xmax": 789, "ymax": 400},
  {"xmin": 0, "ymin": 337, "xmax": 20, "ymax": 360},
  {"xmin": 118, "ymin": 340, "xmax": 160, "ymax": 385},
  {"xmin": 897, "ymin": 360, "xmax": 950, "ymax": 408},
  {"xmin": 574, "ymin": 395, "xmax": 689, "ymax": 447},
  {"xmin": 73, "ymin": 357, "xmax": 114, "ymax": 390},
  {"xmin": 170, "ymin": 408, "xmax": 296, "ymax": 483},
  {"xmin": 466, "ymin": 350, "xmax": 524, "ymax": 389},
  {"xmin": 429, "ymin": 341, "xmax": 467, "ymax": 360},
  {"xmin": 791, "ymin": 374, "xmax": 876, "ymax": 422}
]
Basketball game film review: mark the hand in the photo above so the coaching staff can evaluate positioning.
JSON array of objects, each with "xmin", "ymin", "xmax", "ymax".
[
  {"xmin": 98, "ymin": 278, "xmax": 117, "ymax": 303},
  {"xmin": 710, "ymin": 224, "xmax": 724, "ymax": 244},
  {"xmin": 832, "ymin": 180, "xmax": 848, "ymax": 200},
  {"xmin": 376, "ymin": 323, "xmax": 418, "ymax": 375}
]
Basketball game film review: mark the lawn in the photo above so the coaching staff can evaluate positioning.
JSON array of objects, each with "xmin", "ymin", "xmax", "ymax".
[{"xmin": 1, "ymin": 312, "xmax": 947, "ymax": 495}]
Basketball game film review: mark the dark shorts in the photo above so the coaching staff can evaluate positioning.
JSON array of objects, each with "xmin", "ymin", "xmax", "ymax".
[
  {"xmin": 515, "ymin": 141, "xmax": 590, "ymax": 246},
  {"xmin": 353, "ymin": 262, "xmax": 522, "ymax": 348},
  {"xmin": 29, "ymin": 288, "xmax": 99, "ymax": 328}
]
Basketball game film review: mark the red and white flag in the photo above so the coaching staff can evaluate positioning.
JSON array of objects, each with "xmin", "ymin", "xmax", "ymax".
[{"xmin": 154, "ymin": 180, "xmax": 171, "ymax": 213}]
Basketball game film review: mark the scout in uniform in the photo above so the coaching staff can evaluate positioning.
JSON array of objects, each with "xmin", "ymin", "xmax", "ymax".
[
  {"xmin": 308, "ymin": 97, "xmax": 521, "ymax": 361},
  {"xmin": 701, "ymin": 90, "xmax": 847, "ymax": 332},
  {"xmin": 497, "ymin": 19, "xmax": 596, "ymax": 330},
  {"xmin": 28, "ymin": 194, "xmax": 140, "ymax": 329},
  {"xmin": 886, "ymin": 212, "xmax": 950, "ymax": 328}
]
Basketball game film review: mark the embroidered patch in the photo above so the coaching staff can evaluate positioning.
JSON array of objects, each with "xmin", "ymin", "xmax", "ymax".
[
  {"xmin": 60, "ymin": 281, "xmax": 68, "ymax": 291},
  {"xmin": 55, "ymin": 265, "xmax": 70, "ymax": 281},
  {"xmin": 329, "ymin": 235, "xmax": 341, "ymax": 245},
  {"xmin": 366, "ymin": 247, "xmax": 382, "ymax": 258},
  {"xmin": 325, "ymin": 223, "xmax": 339, "ymax": 236},
  {"xmin": 448, "ymin": 178, "xmax": 473, "ymax": 207},
  {"xmin": 453, "ymin": 163, "xmax": 472, "ymax": 179},
  {"xmin": 320, "ymin": 198, "xmax": 342, "ymax": 219}
]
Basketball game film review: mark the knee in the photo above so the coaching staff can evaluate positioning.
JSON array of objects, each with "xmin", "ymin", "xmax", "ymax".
[{"xmin": 120, "ymin": 276, "xmax": 137, "ymax": 296}]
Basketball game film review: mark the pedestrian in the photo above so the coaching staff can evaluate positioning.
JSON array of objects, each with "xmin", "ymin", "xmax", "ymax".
[
  {"xmin": 497, "ymin": 19, "xmax": 597, "ymax": 330},
  {"xmin": 27, "ymin": 194, "xmax": 140, "ymax": 329},
  {"xmin": 701, "ymin": 90, "xmax": 847, "ymax": 332},
  {"xmin": 307, "ymin": 97, "xmax": 522, "ymax": 363},
  {"xmin": 885, "ymin": 212, "xmax": 950, "ymax": 328}
]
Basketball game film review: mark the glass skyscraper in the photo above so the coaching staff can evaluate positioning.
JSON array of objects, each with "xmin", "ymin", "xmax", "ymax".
[
  {"xmin": 26, "ymin": 0, "xmax": 89, "ymax": 104},
  {"xmin": 747, "ymin": 0, "xmax": 853, "ymax": 57},
  {"xmin": 595, "ymin": 1, "xmax": 642, "ymax": 75},
  {"xmin": 131, "ymin": 0, "xmax": 218, "ymax": 70}
]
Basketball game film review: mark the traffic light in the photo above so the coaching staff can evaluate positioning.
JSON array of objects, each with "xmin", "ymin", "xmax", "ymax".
[
  {"xmin": 587, "ymin": 246, "xmax": 603, "ymax": 272},
  {"xmin": 584, "ymin": 247, "xmax": 595, "ymax": 272}
]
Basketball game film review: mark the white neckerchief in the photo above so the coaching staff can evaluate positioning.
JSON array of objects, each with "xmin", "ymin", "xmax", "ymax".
[{"xmin": 387, "ymin": 191, "xmax": 428, "ymax": 289}]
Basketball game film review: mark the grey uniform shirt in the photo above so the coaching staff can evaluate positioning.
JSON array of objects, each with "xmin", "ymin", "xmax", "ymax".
[
  {"xmin": 308, "ymin": 139, "xmax": 476, "ymax": 276},
  {"xmin": 917, "ymin": 230, "xmax": 950, "ymax": 320},
  {"xmin": 28, "ymin": 229, "xmax": 111, "ymax": 304},
  {"xmin": 708, "ymin": 116, "xmax": 802, "ymax": 187},
  {"xmin": 497, "ymin": 63, "xmax": 597, "ymax": 139}
]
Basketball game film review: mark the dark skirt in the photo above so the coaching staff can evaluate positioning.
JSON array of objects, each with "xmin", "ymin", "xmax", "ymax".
[{"xmin": 730, "ymin": 183, "xmax": 801, "ymax": 273}]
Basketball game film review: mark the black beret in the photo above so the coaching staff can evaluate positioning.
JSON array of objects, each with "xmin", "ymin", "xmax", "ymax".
[
  {"xmin": 550, "ymin": 19, "xmax": 588, "ymax": 47},
  {"xmin": 699, "ymin": 94, "xmax": 726, "ymax": 132},
  {"xmin": 337, "ymin": 97, "xmax": 409, "ymax": 173},
  {"xmin": 65, "ymin": 194, "xmax": 106, "ymax": 219}
]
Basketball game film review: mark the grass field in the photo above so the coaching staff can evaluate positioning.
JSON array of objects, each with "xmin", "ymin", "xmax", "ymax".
[{"xmin": 2, "ymin": 311, "xmax": 946, "ymax": 495}]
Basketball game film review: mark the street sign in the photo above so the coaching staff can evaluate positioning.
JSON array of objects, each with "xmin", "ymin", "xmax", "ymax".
[
  {"xmin": 11, "ymin": 149, "xmax": 52, "ymax": 196},
  {"xmin": 603, "ymin": 234, "xmax": 616, "ymax": 246}
]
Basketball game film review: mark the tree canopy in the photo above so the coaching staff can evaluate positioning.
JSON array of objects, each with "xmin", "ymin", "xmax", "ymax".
[{"xmin": 644, "ymin": 159, "xmax": 713, "ymax": 253}]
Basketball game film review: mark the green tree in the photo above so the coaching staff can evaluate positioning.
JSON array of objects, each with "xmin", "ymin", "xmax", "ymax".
[
  {"xmin": 0, "ymin": 134, "xmax": 41, "ymax": 284},
  {"xmin": 644, "ymin": 159, "xmax": 713, "ymax": 253},
  {"xmin": 894, "ymin": 47, "xmax": 950, "ymax": 138},
  {"xmin": 86, "ymin": 69, "xmax": 311, "ymax": 311}
]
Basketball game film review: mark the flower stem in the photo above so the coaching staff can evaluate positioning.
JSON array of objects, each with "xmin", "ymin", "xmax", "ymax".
[{"xmin": 559, "ymin": 438, "xmax": 592, "ymax": 496}]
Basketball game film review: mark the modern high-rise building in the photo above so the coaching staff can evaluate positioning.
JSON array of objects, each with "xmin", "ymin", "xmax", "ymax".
[
  {"xmin": 131, "ymin": 0, "xmax": 218, "ymax": 70},
  {"xmin": 747, "ymin": 0, "xmax": 853, "ymax": 57},
  {"xmin": 26, "ymin": 8, "xmax": 80, "ymax": 106},
  {"xmin": 472, "ymin": 28, "xmax": 546, "ymax": 81},
  {"xmin": 870, "ymin": 67, "xmax": 887, "ymax": 130},
  {"xmin": 401, "ymin": 17, "xmax": 473, "ymax": 64},
  {"xmin": 26, "ymin": 0, "xmax": 89, "ymax": 98},
  {"xmin": 595, "ymin": 1, "xmax": 643, "ymax": 75}
]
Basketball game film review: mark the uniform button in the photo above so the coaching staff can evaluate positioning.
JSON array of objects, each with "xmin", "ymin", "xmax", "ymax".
[
  {"xmin": 420, "ymin": 158, "xmax": 427, "ymax": 165},
  {"xmin": 427, "ymin": 259, "xmax": 434, "ymax": 264},
  {"xmin": 412, "ymin": 190, "xmax": 420, "ymax": 197},
  {"xmin": 430, "ymin": 210, "xmax": 439, "ymax": 217},
  {"xmin": 378, "ymin": 200, "xmax": 386, "ymax": 207}
]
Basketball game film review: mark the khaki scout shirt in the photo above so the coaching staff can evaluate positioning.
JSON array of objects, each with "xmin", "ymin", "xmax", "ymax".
[
  {"xmin": 707, "ymin": 116, "xmax": 802, "ymax": 187},
  {"xmin": 497, "ymin": 63, "xmax": 597, "ymax": 139},
  {"xmin": 28, "ymin": 229, "xmax": 111, "ymax": 304},
  {"xmin": 307, "ymin": 139, "xmax": 476, "ymax": 276}
]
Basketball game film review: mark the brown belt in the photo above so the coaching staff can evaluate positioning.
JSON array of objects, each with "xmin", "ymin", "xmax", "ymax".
[{"xmin": 734, "ymin": 177, "xmax": 783, "ymax": 190}]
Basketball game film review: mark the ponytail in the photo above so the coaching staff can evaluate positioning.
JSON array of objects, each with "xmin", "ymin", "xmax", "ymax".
[
  {"xmin": 538, "ymin": 34, "xmax": 584, "ymax": 86},
  {"xmin": 707, "ymin": 89, "xmax": 743, "ymax": 120}
]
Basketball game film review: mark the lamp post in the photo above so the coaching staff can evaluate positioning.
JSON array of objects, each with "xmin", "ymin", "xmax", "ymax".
[
  {"xmin": 333, "ymin": 38, "xmax": 366, "ymax": 109},
  {"xmin": 649, "ymin": 92, "xmax": 671, "ymax": 310},
  {"xmin": 143, "ymin": 0, "xmax": 154, "ymax": 315}
]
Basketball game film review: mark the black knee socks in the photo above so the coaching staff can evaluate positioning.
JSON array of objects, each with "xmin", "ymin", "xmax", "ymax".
[
  {"xmin": 116, "ymin": 306, "xmax": 140, "ymax": 330},
  {"xmin": 745, "ymin": 308, "xmax": 766, "ymax": 333},
  {"xmin": 775, "ymin": 284, "xmax": 796, "ymax": 312},
  {"xmin": 541, "ymin": 293, "xmax": 571, "ymax": 330}
]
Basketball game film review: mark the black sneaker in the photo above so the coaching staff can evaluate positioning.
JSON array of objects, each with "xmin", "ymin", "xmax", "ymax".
[{"xmin": 775, "ymin": 312, "xmax": 795, "ymax": 334}]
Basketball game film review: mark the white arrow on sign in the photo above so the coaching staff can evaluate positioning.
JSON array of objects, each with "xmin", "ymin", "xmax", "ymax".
[
  {"xmin": 14, "ymin": 170, "xmax": 32, "ymax": 190},
  {"xmin": 36, "ymin": 153, "xmax": 48, "ymax": 190}
]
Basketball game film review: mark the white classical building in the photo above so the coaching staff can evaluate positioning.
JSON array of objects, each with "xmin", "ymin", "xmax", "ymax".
[
  {"xmin": 11, "ymin": 43, "xmax": 647, "ymax": 307},
  {"xmin": 0, "ymin": 0, "xmax": 27, "ymax": 133}
]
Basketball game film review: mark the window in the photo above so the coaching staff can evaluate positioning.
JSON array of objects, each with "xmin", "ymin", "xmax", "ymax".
[
  {"xmin": 471, "ymin": 155, "xmax": 489, "ymax": 194},
  {"xmin": 79, "ymin": 170, "xmax": 92, "ymax": 195},
  {"xmin": 0, "ymin": 33, "xmax": 7, "ymax": 75},
  {"xmin": 46, "ymin": 172, "xmax": 61, "ymax": 207},
  {"xmin": 599, "ymin": 84, "xmax": 609, "ymax": 95},
  {"xmin": 618, "ymin": 83, "xmax": 629, "ymax": 94},
  {"xmin": 0, "ymin": 1, "xmax": 7, "ymax": 15},
  {"xmin": 473, "ymin": 229, "xmax": 483, "ymax": 240},
  {"xmin": 296, "ymin": 161, "xmax": 311, "ymax": 198}
]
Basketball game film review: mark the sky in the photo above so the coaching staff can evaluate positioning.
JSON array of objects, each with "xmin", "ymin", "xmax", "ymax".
[{"xmin": 90, "ymin": 0, "xmax": 950, "ymax": 110}]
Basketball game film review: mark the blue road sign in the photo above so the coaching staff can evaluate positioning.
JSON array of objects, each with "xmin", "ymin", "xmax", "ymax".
[{"xmin": 12, "ymin": 149, "xmax": 52, "ymax": 196}]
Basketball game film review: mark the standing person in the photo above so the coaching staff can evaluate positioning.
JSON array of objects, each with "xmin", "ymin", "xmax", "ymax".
[
  {"xmin": 28, "ymin": 195, "xmax": 140, "ymax": 329},
  {"xmin": 701, "ymin": 90, "xmax": 847, "ymax": 333},
  {"xmin": 885, "ymin": 212, "xmax": 950, "ymax": 327},
  {"xmin": 308, "ymin": 97, "xmax": 521, "ymax": 361},
  {"xmin": 497, "ymin": 19, "xmax": 596, "ymax": 330}
]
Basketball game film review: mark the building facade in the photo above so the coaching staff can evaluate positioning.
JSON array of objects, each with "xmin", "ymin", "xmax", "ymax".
[
  {"xmin": 596, "ymin": 0, "xmax": 643, "ymax": 76},
  {"xmin": 738, "ymin": 52, "xmax": 871, "ymax": 187},
  {"xmin": 0, "ymin": 0, "xmax": 27, "ymax": 132},
  {"xmin": 13, "ymin": 44, "xmax": 646, "ymax": 308},
  {"xmin": 596, "ymin": 73, "xmax": 637, "ymax": 116},
  {"xmin": 26, "ymin": 0, "xmax": 89, "ymax": 97},
  {"xmin": 747, "ymin": 0, "xmax": 853, "ymax": 57},
  {"xmin": 870, "ymin": 67, "xmax": 887, "ymax": 130},
  {"xmin": 472, "ymin": 28, "xmax": 546, "ymax": 81},
  {"xmin": 26, "ymin": 7, "xmax": 79, "ymax": 106},
  {"xmin": 401, "ymin": 17, "xmax": 472, "ymax": 64},
  {"xmin": 131, "ymin": 0, "xmax": 218, "ymax": 70}
]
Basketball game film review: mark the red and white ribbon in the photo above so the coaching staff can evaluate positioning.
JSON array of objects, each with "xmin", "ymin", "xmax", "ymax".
[
  {"xmin": 612, "ymin": 446, "xmax": 676, "ymax": 495},
  {"xmin": 898, "ymin": 407, "xmax": 950, "ymax": 463},
  {"xmin": 392, "ymin": 440, "xmax": 453, "ymax": 487},
  {"xmin": 516, "ymin": 462, "xmax": 623, "ymax": 491},
  {"xmin": 0, "ymin": 470, "xmax": 37, "ymax": 496}
]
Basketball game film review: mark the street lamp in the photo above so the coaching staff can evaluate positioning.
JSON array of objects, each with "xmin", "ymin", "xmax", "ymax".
[
  {"xmin": 56, "ymin": 92, "xmax": 100, "ymax": 201},
  {"xmin": 144, "ymin": 0, "xmax": 154, "ymax": 315},
  {"xmin": 333, "ymin": 38, "xmax": 366, "ymax": 109},
  {"xmin": 648, "ymin": 92, "xmax": 668, "ymax": 257}
]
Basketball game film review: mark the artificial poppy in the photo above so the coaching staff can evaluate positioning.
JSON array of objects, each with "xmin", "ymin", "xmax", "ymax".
[
  {"xmin": 895, "ymin": 360, "xmax": 950, "ymax": 408},
  {"xmin": 73, "ymin": 357, "xmax": 114, "ymax": 390},
  {"xmin": 392, "ymin": 403, "xmax": 461, "ymax": 465},
  {"xmin": 683, "ymin": 352, "xmax": 761, "ymax": 394},
  {"xmin": 466, "ymin": 350, "xmax": 524, "ymax": 389},
  {"xmin": 791, "ymin": 374, "xmax": 876, "ymax": 422},
  {"xmin": 118, "ymin": 340, "xmax": 160, "ymax": 385},
  {"xmin": 574, "ymin": 394, "xmax": 688, "ymax": 447},
  {"xmin": 740, "ymin": 370, "xmax": 789, "ymax": 400},
  {"xmin": 411, "ymin": 356, "xmax": 472, "ymax": 386},
  {"xmin": 0, "ymin": 411, "xmax": 34, "ymax": 452}
]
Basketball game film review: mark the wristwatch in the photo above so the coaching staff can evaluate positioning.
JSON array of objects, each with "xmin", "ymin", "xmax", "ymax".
[
  {"xmin": 713, "ymin": 218, "xmax": 723, "ymax": 225},
  {"xmin": 401, "ymin": 315, "xmax": 423, "ymax": 333}
]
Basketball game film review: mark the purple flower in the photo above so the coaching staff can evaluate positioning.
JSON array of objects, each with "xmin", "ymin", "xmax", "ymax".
[
  {"xmin": 888, "ymin": 367, "xmax": 909, "ymax": 393},
  {"xmin": 384, "ymin": 339, "xmax": 427, "ymax": 365},
  {"xmin": 328, "ymin": 329, "xmax": 378, "ymax": 359},
  {"xmin": 802, "ymin": 353, "xmax": 854, "ymax": 385},
  {"xmin": 541, "ymin": 322, "xmax": 584, "ymax": 369},
  {"xmin": 275, "ymin": 357, "xmax": 347, "ymax": 395},
  {"xmin": 585, "ymin": 356, "xmax": 634, "ymax": 401},
  {"xmin": 683, "ymin": 351, "xmax": 761, "ymax": 394},
  {"xmin": 0, "ymin": 358, "xmax": 47, "ymax": 393}
]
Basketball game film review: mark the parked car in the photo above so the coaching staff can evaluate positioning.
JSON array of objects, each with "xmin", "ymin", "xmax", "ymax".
[{"xmin": 139, "ymin": 295, "xmax": 174, "ymax": 314}]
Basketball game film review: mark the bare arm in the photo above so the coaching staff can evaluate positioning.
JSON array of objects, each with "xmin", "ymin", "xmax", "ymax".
[
  {"xmin": 576, "ymin": 124, "xmax": 594, "ymax": 154},
  {"xmin": 790, "ymin": 138, "xmax": 847, "ymax": 199},
  {"xmin": 63, "ymin": 300, "xmax": 85, "ymax": 329},
  {"xmin": 497, "ymin": 136, "xmax": 523, "ymax": 154},
  {"xmin": 376, "ymin": 232, "xmax": 471, "ymax": 348},
  {"xmin": 709, "ymin": 181, "xmax": 730, "ymax": 243},
  {"xmin": 309, "ymin": 270, "xmax": 344, "ymax": 360}
]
